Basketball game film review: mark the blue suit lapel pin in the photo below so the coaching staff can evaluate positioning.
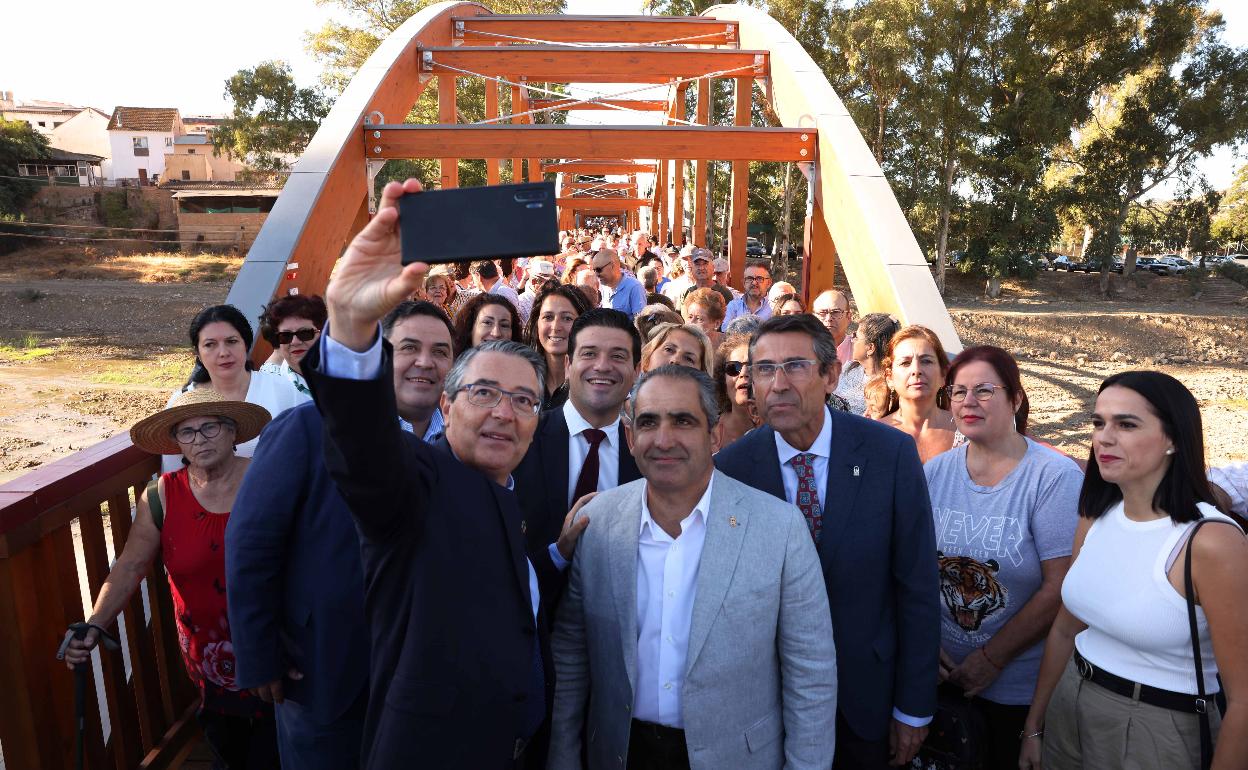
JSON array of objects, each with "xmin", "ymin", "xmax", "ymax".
[
  {"xmin": 853, "ymin": 465, "xmax": 860, "ymax": 477},
  {"xmin": 729, "ymin": 516, "xmax": 738, "ymax": 527}
]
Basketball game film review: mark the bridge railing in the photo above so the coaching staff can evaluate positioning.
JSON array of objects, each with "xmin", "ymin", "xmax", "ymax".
[{"xmin": 0, "ymin": 433, "xmax": 200, "ymax": 770}]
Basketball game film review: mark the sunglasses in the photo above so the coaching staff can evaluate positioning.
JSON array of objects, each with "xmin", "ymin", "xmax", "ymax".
[
  {"xmin": 277, "ymin": 327, "xmax": 319, "ymax": 345},
  {"xmin": 724, "ymin": 361, "xmax": 749, "ymax": 377}
]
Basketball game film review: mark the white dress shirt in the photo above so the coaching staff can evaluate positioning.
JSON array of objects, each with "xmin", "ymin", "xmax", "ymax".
[
  {"xmin": 633, "ymin": 477, "xmax": 713, "ymax": 728},
  {"xmin": 319, "ymin": 328, "xmax": 542, "ymax": 622},
  {"xmin": 774, "ymin": 406, "xmax": 832, "ymax": 507},
  {"xmin": 563, "ymin": 399, "xmax": 620, "ymax": 508},
  {"xmin": 772, "ymin": 406, "xmax": 931, "ymax": 728}
]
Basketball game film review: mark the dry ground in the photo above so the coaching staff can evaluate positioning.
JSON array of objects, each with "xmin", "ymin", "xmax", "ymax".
[{"xmin": 0, "ymin": 252, "xmax": 1245, "ymax": 482}]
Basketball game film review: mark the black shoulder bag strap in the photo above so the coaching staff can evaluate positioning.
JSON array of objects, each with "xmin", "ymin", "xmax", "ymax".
[
  {"xmin": 146, "ymin": 478, "xmax": 164, "ymax": 531},
  {"xmin": 1184, "ymin": 518, "xmax": 1216, "ymax": 770}
]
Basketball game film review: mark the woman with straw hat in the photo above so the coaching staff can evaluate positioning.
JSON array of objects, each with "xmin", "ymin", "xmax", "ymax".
[{"xmin": 63, "ymin": 389, "xmax": 278, "ymax": 769}]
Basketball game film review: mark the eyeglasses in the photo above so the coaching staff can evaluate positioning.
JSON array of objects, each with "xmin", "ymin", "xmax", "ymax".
[
  {"xmin": 751, "ymin": 359, "xmax": 819, "ymax": 383},
  {"xmin": 948, "ymin": 382, "xmax": 1004, "ymax": 403},
  {"xmin": 277, "ymin": 327, "xmax": 319, "ymax": 345},
  {"xmin": 813, "ymin": 309, "xmax": 848, "ymax": 320},
  {"xmin": 455, "ymin": 383, "xmax": 540, "ymax": 416},
  {"xmin": 723, "ymin": 361, "xmax": 749, "ymax": 378},
  {"xmin": 742, "ymin": 276, "xmax": 770, "ymax": 284},
  {"xmin": 173, "ymin": 420, "xmax": 232, "ymax": 444}
]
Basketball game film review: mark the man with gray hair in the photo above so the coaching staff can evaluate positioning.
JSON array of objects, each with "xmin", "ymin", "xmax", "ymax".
[
  {"xmin": 303, "ymin": 178, "xmax": 590, "ymax": 769},
  {"xmin": 549, "ymin": 364, "xmax": 838, "ymax": 770}
]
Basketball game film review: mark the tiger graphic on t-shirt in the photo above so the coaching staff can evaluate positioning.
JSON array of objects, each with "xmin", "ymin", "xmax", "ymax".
[{"xmin": 937, "ymin": 551, "xmax": 1009, "ymax": 632}]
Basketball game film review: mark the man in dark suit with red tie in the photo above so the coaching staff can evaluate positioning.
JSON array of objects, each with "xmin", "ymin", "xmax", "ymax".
[{"xmin": 516, "ymin": 308, "xmax": 643, "ymax": 582}]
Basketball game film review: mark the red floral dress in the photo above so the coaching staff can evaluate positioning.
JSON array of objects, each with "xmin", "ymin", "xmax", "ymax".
[{"xmin": 160, "ymin": 469, "xmax": 268, "ymax": 717}]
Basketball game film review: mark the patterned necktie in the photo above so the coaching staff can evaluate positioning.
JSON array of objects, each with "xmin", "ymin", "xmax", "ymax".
[
  {"xmin": 789, "ymin": 452, "xmax": 823, "ymax": 543},
  {"xmin": 572, "ymin": 428, "xmax": 607, "ymax": 506}
]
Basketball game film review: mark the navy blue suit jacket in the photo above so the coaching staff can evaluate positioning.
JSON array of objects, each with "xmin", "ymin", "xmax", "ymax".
[
  {"xmin": 514, "ymin": 406, "xmax": 641, "ymax": 574},
  {"xmin": 715, "ymin": 407, "xmax": 939, "ymax": 742},
  {"xmin": 226, "ymin": 401, "xmax": 368, "ymax": 725},
  {"xmin": 302, "ymin": 341, "xmax": 549, "ymax": 770}
]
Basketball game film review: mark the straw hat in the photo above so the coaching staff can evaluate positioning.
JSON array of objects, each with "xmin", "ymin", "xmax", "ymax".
[{"xmin": 130, "ymin": 388, "xmax": 271, "ymax": 455}]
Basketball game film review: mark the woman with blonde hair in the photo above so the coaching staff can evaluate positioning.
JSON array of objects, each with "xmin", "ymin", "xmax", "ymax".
[
  {"xmin": 879, "ymin": 324, "xmax": 959, "ymax": 463},
  {"xmin": 639, "ymin": 322, "xmax": 714, "ymax": 375},
  {"xmin": 422, "ymin": 269, "xmax": 458, "ymax": 319},
  {"xmin": 682, "ymin": 286, "xmax": 726, "ymax": 348}
]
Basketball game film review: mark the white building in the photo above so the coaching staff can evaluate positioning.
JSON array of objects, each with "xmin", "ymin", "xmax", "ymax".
[
  {"xmin": 106, "ymin": 107, "xmax": 184, "ymax": 185},
  {"xmin": 0, "ymin": 91, "xmax": 82, "ymax": 134},
  {"xmin": 49, "ymin": 107, "xmax": 111, "ymax": 158}
]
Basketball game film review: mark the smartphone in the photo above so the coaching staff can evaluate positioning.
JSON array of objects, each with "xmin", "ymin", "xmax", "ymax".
[{"xmin": 398, "ymin": 182, "xmax": 560, "ymax": 265}]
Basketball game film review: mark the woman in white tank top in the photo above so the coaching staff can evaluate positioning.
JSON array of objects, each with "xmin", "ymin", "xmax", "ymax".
[{"xmin": 1019, "ymin": 371, "xmax": 1248, "ymax": 770}]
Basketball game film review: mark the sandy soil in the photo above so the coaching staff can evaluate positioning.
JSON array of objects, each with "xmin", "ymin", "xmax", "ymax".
[{"xmin": 0, "ymin": 259, "xmax": 1245, "ymax": 483}]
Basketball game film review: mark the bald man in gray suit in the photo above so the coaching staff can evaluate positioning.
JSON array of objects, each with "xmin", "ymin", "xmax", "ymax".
[{"xmin": 549, "ymin": 365, "xmax": 837, "ymax": 770}]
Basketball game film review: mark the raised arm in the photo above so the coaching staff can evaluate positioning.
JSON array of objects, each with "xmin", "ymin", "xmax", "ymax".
[{"xmin": 62, "ymin": 481, "xmax": 163, "ymax": 667}]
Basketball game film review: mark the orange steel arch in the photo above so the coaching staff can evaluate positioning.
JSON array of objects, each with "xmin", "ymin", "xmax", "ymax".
[{"xmin": 223, "ymin": 1, "xmax": 959, "ymax": 353}]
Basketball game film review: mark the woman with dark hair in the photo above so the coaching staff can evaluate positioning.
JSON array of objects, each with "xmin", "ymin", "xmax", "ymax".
[
  {"xmin": 924, "ymin": 346, "xmax": 1082, "ymax": 769},
  {"xmin": 834, "ymin": 312, "xmax": 900, "ymax": 415},
  {"xmin": 1020, "ymin": 371, "xmax": 1248, "ymax": 770},
  {"xmin": 879, "ymin": 324, "xmax": 958, "ymax": 462},
  {"xmin": 451, "ymin": 292, "xmax": 523, "ymax": 357},
  {"xmin": 162, "ymin": 305, "xmax": 306, "ymax": 471},
  {"xmin": 769, "ymin": 292, "xmax": 805, "ymax": 316},
  {"xmin": 524, "ymin": 283, "xmax": 592, "ymax": 409},
  {"xmin": 257, "ymin": 294, "xmax": 326, "ymax": 395},
  {"xmin": 713, "ymin": 332, "xmax": 758, "ymax": 448}
]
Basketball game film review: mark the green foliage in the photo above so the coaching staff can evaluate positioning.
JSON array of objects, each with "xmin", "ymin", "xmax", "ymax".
[
  {"xmin": 1212, "ymin": 164, "xmax": 1248, "ymax": 245},
  {"xmin": 1218, "ymin": 259, "xmax": 1248, "ymax": 288},
  {"xmin": 214, "ymin": 60, "xmax": 330, "ymax": 173},
  {"xmin": 0, "ymin": 118, "xmax": 49, "ymax": 217}
]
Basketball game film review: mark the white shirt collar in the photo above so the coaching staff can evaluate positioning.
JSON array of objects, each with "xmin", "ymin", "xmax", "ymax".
[
  {"xmin": 639, "ymin": 475, "xmax": 714, "ymax": 537},
  {"xmin": 562, "ymin": 397, "xmax": 621, "ymax": 444},
  {"xmin": 774, "ymin": 406, "xmax": 831, "ymax": 465}
]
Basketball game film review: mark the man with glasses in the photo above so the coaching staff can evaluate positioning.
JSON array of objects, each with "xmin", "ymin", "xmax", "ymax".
[
  {"xmin": 812, "ymin": 289, "xmax": 855, "ymax": 364},
  {"xmin": 298, "ymin": 178, "xmax": 587, "ymax": 769},
  {"xmin": 715, "ymin": 313, "xmax": 939, "ymax": 770},
  {"xmin": 721, "ymin": 261, "xmax": 773, "ymax": 330},
  {"xmin": 590, "ymin": 247, "xmax": 646, "ymax": 319}
]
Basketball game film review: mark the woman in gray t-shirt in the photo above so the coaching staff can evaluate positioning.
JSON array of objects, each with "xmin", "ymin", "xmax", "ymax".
[{"xmin": 924, "ymin": 346, "xmax": 1082, "ymax": 769}]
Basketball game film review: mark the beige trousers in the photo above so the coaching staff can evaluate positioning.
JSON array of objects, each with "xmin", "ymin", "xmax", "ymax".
[{"xmin": 1043, "ymin": 658, "xmax": 1220, "ymax": 770}]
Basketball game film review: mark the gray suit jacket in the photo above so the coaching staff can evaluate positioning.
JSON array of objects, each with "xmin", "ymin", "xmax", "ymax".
[{"xmin": 549, "ymin": 471, "xmax": 837, "ymax": 770}]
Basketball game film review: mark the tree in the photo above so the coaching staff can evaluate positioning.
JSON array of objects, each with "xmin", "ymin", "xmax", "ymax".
[
  {"xmin": 1212, "ymin": 164, "xmax": 1248, "ymax": 248},
  {"xmin": 0, "ymin": 119, "xmax": 48, "ymax": 217},
  {"xmin": 1058, "ymin": 2, "xmax": 1248, "ymax": 293},
  {"xmin": 214, "ymin": 61, "xmax": 330, "ymax": 174}
]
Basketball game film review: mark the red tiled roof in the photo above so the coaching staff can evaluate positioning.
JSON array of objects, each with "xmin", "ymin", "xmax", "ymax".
[{"xmin": 107, "ymin": 107, "xmax": 180, "ymax": 132}]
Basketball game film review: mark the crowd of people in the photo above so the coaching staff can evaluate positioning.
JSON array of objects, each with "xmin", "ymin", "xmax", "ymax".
[{"xmin": 61, "ymin": 178, "xmax": 1248, "ymax": 770}]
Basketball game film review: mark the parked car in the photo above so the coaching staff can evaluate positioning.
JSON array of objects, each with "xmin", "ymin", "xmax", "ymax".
[
  {"xmin": 1132, "ymin": 256, "xmax": 1162, "ymax": 272},
  {"xmin": 1151, "ymin": 256, "xmax": 1196, "ymax": 275},
  {"xmin": 1051, "ymin": 255, "xmax": 1076, "ymax": 270},
  {"xmin": 746, "ymin": 237, "xmax": 767, "ymax": 257}
]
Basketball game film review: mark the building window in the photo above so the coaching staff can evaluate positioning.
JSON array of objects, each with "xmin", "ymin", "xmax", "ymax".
[
  {"xmin": 132, "ymin": 137, "xmax": 149, "ymax": 157},
  {"xmin": 38, "ymin": 121, "xmax": 47, "ymax": 127},
  {"xmin": 54, "ymin": 121, "xmax": 63, "ymax": 127},
  {"xmin": 165, "ymin": 137, "xmax": 173, "ymax": 147},
  {"xmin": 182, "ymin": 170, "xmax": 191, "ymax": 181},
  {"xmin": 188, "ymin": 148, "xmax": 196, "ymax": 154}
]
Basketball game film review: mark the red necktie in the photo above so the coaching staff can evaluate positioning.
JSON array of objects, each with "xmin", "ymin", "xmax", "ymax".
[
  {"xmin": 572, "ymin": 428, "xmax": 607, "ymax": 507},
  {"xmin": 789, "ymin": 453, "xmax": 823, "ymax": 543}
]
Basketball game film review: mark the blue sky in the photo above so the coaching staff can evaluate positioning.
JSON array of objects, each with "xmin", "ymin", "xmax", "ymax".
[{"xmin": 1, "ymin": 0, "xmax": 1242, "ymax": 192}]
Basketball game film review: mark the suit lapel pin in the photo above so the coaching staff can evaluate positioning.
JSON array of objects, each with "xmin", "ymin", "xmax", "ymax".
[
  {"xmin": 729, "ymin": 516, "xmax": 738, "ymax": 527},
  {"xmin": 520, "ymin": 520, "xmax": 527, "ymax": 535},
  {"xmin": 853, "ymin": 465, "xmax": 860, "ymax": 477}
]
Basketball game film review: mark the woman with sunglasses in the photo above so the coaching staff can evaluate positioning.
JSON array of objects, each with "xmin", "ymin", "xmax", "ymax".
[
  {"xmin": 163, "ymin": 305, "xmax": 308, "ymax": 472},
  {"xmin": 258, "ymin": 294, "xmax": 326, "ymax": 396},
  {"xmin": 923, "ymin": 345, "xmax": 1082, "ymax": 770},
  {"xmin": 713, "ymin": 332, "xmax": 759, "ymax": 448}
]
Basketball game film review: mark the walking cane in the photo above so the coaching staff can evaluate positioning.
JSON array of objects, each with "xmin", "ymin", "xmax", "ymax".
[{"xmin": 56, "ymin": 622, "xmax": 121, "ymax": 770}]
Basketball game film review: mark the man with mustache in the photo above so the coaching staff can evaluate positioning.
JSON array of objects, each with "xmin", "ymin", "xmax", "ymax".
[
  {"xmin": 715, "ymin": 313, "xmax": 939, "ymax": 769},
  {"xmin": 516, "ymin": 308, "xmax": 643, "ymax": 591},
  {"xmin": 227, "ymin": 300, "xmax": 455, "ymax": 768},
  {"xmin": 549, "ymin": 364, "xmax": 837, "ymax": 769}
]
